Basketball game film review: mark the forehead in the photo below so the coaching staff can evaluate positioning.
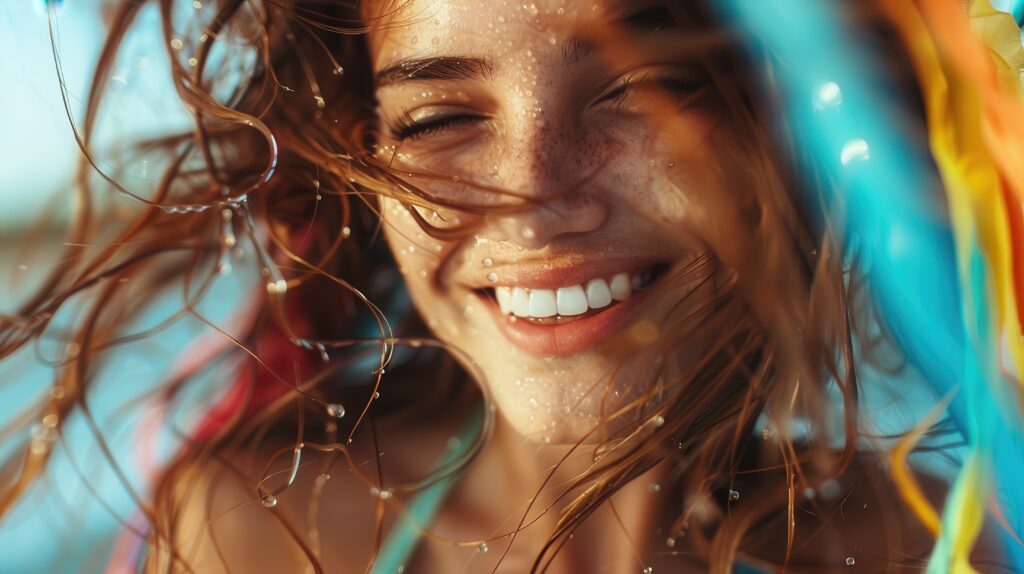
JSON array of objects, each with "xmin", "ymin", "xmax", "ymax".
[{"xmin": 366, "ymin": 0, "xmax": 652, "ymax": 70}]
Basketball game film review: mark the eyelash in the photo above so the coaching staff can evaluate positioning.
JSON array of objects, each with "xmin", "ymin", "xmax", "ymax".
[
  {"xmin": 389, "ymin": 111, "xmax": 484, "ymax": 142},
  {"xmin": 386, "ymin": 72, "xmax": 709, "ymax": 142},
  {"xmin": 597, "ymin": 73, "xmax": 710, "ymax": 107}
]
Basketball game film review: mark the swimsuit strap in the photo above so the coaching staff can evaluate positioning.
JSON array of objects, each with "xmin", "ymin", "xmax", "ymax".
[{"xmin": 371, "ymin": 411, "xmax": 482, "ymax": 574}]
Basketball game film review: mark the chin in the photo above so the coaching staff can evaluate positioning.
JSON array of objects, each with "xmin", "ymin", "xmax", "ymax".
[{"xmin": 482, "ymin": 359, "xmax": 661, "ymax": 445}]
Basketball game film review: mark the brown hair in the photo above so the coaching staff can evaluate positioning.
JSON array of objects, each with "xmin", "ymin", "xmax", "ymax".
[{"xmin": 0, "ymin": 1, "xmax": 941, "ymax": 572}]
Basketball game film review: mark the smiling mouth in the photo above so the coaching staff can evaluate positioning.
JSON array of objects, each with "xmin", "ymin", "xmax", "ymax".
[{"xmin": 475, "ymin": 262, "xmax": 670, "ymax": 326}]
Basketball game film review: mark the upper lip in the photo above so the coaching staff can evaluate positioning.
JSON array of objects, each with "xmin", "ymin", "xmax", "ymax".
[{"xmin": 457, "ymin": 255, "xmax": 668, "ymax": 290}]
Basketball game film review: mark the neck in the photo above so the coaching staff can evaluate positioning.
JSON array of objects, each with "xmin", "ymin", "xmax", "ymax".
[{"xmin": 477, "ymin": 412, "xmax": 673, "ymax": 571}]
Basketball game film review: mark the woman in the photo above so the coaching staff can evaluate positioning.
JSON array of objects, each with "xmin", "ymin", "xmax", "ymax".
[{"xmin": 2, "ymin": 0, "xmax": 1018, "ymax": 572}]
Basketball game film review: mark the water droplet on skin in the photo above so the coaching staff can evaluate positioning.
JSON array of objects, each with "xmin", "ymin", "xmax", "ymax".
[
  {"xmin": 845, "ymin": 557, "xmax": 855, "ymax": 566},
  {"xmin": 326, "ymin": 403, "xmax": 345, "ymax": 418},
  {"xmin": 521, "ymin": 227, "xmax": 536, "ymax": 240},
  {"xmin": 642, "ymin": 567, "xmax": 654, "ymax": 574},
  {"xmin": 261, "ymin": 495, "xmax": 278, "ymax": 508},
  {"xmin": 527, "ymin": 398, "xmax": 538, "ymax": 409},
  {"xmin": 411, "ymin": 37, "xmax": 418, "ymax": 44},
  {"xmin": 482, "ymin": 257, "xmax": 493, "ymax": 267},
  {"xmin": 542, "ymin": 436, "xmax": 551, "ymax": 444},
  {"xmin": 477, "ymin": 543, "xmax": 489, "ymax": 553},
  {"xmin": 728, "ymin": 489, "xmax": 740, "ymax": 501},
  {"xmin": 649, "ymin": 483, "xmax": 661, "ymax": 493},
  {"xmin": 487, "ymin": 272, "xmax": 498, "ymax": 282}
]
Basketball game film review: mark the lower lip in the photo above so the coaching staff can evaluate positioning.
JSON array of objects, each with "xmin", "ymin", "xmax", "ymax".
[{"xmin": 478, "ymin": 288, "xmax": 657, "ymax": 357}]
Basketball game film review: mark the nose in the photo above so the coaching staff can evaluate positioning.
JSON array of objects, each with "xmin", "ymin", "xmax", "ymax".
[
  {"xmin": 485, "ymin": 191, "xmax": 608, "ymax": 250},
  {"xmin": 483, "ymin": 107, "xmax": 609, "ymax": 250}
]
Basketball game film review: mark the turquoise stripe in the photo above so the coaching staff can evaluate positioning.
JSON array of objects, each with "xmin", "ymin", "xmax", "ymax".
[{"xmin": 372, "ymin": 412, "xmax": 482, "ymax": 574}]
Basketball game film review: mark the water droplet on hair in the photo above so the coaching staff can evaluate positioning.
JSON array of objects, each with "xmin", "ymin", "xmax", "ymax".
[
  {"xmin": 373, "ymin": 391, "xmax": 381, "ymax": 399},
  {"xmin": 332, "ymin": 65, "xmax": 344, "ymax": 76},
  {"xmin": 651, "ymin": 415, "xmax": 665, "ymax": 427},
  {"xmin": 642, "ymin": 567, "xmax": 653, "ymax": 574},
  {"xmin": 477, "ymin": 543, "xmax": 489, "ymax": 553},
  {"xmin": 665, "ymin": 537, "xmax": 676, "ymax": 548},
  {"xmin": 266, "ymin": 279, "xmax": 288, "ymax": 294},
  {"xmin": 728, "ymin": 489, "xmax": 740, "ymax": 501},
  {"xmin": 170, "ymin": 38, "xmax": 183, "ymax": 50},
  {"xmin": 326, "ymin": 403, "xmax": 345, "ymax": 418},
  {"xmin": 845, "ymin": 557, "xmax": 855, "ymax": 566},
  {"xmin": 342, "ymin": 226, "xmax": 351, "ymax": 238},
  {"xmin": 261, "ymin": 495, "xmax": 278, "ymax": 508}
]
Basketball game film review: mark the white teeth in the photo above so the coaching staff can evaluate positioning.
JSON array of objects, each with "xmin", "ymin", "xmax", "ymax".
[
  {"xmin": 511, "ymin": 287, "xmax": 530, "ymax": 317},
  {"xmin": 496, "ymin": 287, "xmax": 512, "ymax": 315},
  {"xmin": 585, "ymin": 278, "xmax": 612, "ymax": 309},
  {"xmin": 492, "ymin": 269, "xmax": 656, "ymax": 318},
  {"xmin": 556, "ymin": 285, "xmax": 588, "ymax": 316},
  {"xmin": 528, "ymin": 289, "xmax": 557, "ymax": 317},
  {"xmin": 609, "ymin": 273, "xmax": 631, "ymax": 301}
]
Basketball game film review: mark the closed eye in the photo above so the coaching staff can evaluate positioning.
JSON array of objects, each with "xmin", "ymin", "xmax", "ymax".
[
  {"xmin": 388, "ymin": 111, "xmax": 485, "ymax": 142},
  {"xmin": 594, "ymin": 69, "xmax": 711, "ymax": 108}
]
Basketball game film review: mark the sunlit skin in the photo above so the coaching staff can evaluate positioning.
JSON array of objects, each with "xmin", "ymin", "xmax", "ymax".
[
  {"xmin": 155, "ymin": 2, "xmax": 1012, "ymax": 573},
  {"xmin": 372, "ymin": 0, "xmax": 729, "ymax": 445}
]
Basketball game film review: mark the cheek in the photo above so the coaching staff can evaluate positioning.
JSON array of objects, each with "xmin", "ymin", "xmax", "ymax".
[
  {"xmin": 380, "ymin": 197, "xmax": 442, "ymax": 289},
  {"xmin": 380, "ymin": 197, "xmax": 472, "ymax": 334}
]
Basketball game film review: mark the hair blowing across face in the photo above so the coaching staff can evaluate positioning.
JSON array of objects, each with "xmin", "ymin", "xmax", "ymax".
[{"xmin": 0, "ymin": 1, "xmax": 953, "ymax": 572}]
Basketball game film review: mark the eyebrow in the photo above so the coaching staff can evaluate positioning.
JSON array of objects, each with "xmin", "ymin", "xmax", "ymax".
[
  {"xmin": 376, "ymin": 57, "xmax": 492, "ymax": 88},
  {"xmin": 375, "ymin": 5, "xmax": 680, "ymax": 88}
]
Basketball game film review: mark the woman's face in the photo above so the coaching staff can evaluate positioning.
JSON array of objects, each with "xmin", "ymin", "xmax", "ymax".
[{"xmin": 370, "ymin": 0, "xmax": 741, "ymax": 442}]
